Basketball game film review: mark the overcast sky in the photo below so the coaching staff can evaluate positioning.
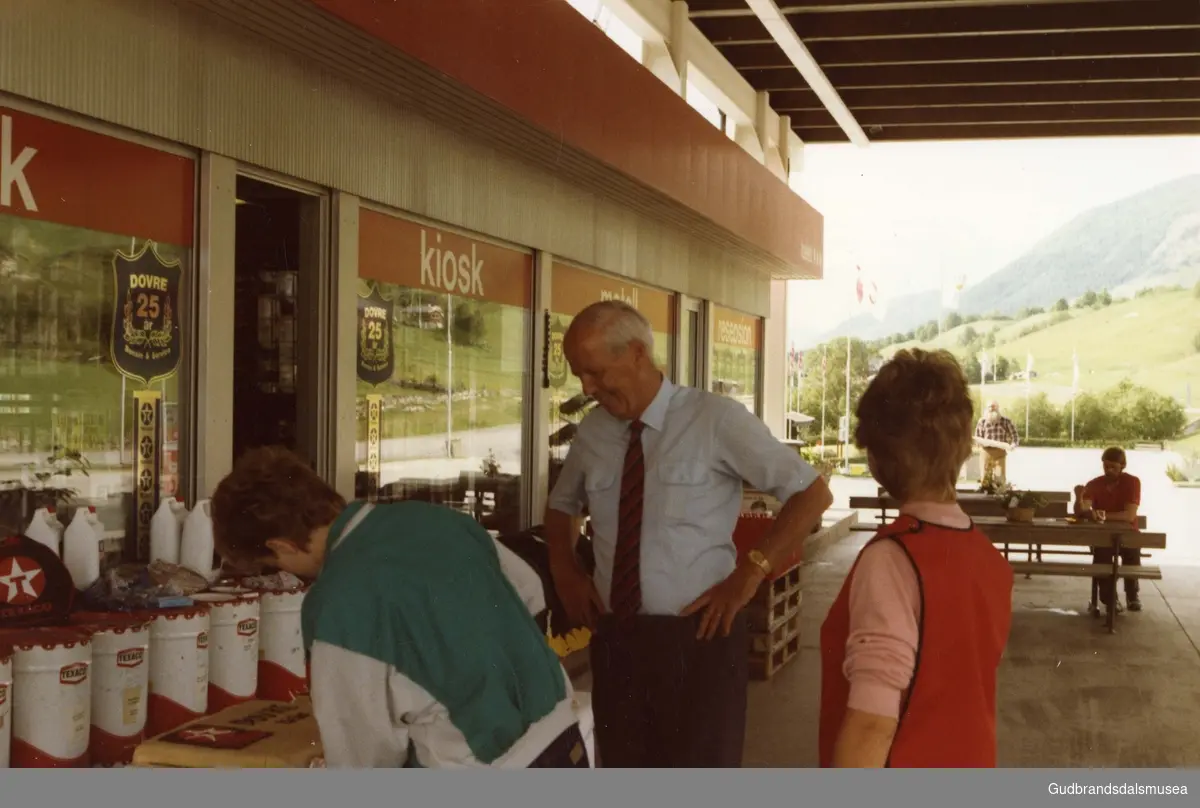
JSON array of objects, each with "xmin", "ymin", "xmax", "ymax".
[{"xmin": 786, "ymin": 135, "xmax": 1200, "ymax": 346}]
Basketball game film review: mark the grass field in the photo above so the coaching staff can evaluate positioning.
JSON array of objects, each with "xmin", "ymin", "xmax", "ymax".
[{"xmin": 886, "ymin": 288, "xmax": 1200, "ymax": 407}]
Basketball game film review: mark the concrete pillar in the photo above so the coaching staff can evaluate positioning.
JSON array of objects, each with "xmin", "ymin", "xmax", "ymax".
[
  {"xmin": 193, "ymin": 152, "xmax": 236, "ymax": 500},
  {"xmin": 332, "ymin": 192, "xmax": 360, "ymax": 501},
  {"xmin": 762, "ymin": 279, "xmax": 789, "ymax": 438},
  {"xmin": 529, "ymin": 250, "xmax": 553, "ymax": 526}
]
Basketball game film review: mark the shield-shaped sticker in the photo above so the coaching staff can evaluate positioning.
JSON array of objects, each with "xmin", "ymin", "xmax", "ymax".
[
  {"xmin": 110, "ymin": 241, "xmax": 183, "ymax": 386},
  {"xmin": 357, "ymin": 285, "xmax": 395, "ymax": 386},
  {"xmin": 548, "ymin": 316, "xmax": 568, "ymax": 388}
]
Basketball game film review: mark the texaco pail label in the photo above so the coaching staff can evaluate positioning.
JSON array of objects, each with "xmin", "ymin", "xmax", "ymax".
[
  {"xmin": 116, "ymin": 648, "xmax": 145, "ymax": 669},
  {"xmin": 59, "ymin": 662, "xmax": 89, "ymax": 685},
  {"xmin": 236, "ymin": 618, "xmax": 259, "ymax": 638}
]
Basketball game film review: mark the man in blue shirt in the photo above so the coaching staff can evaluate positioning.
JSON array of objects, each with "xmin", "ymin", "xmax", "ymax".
[{"xmin": 546, "ymin": 300, "xmax": 833, "ymax": 767}]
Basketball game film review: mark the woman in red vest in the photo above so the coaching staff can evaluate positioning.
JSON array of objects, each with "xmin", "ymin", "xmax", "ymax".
[{"xmin": 820, "ymin": 349, "xmax": 1014, "ymax": 768}]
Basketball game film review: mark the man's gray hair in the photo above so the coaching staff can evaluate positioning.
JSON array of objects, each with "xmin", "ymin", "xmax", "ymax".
[{"xmin": 568, "ymin": 299, "xmax": 655, "ymax": 355}]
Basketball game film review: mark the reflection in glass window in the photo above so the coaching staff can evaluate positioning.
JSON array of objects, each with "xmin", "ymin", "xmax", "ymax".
[
  {"xmin": 0, "ymin": 220, "xmax": 188, "ymax": 542},
  {"xmin": 711, "ymin": 305, "xmax": 762, "ymax": 416},
  {"xmin": 547, "ymin": 263, "xmax": 674, "ymax": 493},
  {"xmin": 354, "ymin": 209, "xmax": 531, "ymax": 536},
  {"xmin": 0, "ymin": 109, "xmax": 193, "ymax": 557}
]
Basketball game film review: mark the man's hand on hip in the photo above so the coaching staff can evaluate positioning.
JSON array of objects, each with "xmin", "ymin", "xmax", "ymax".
[
  {"xmin": 549, "ymin": 554, "xmax": 605, "ymax": 631},
  {"xmin": 681, "ymin": 563, "xmax": 766, "ymax": 641}
]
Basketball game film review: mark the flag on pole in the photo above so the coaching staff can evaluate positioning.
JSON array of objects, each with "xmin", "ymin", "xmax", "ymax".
[
  {"xmin": 1026, "ymin": 351, "xmax": 1034, "ymax": 375},
  {"xmin": 980, "ymin": 351, "xmax": 991, "ymax": 382},
  {"xmin": 855, "ymin": 265, "xmax": 886, "ymax": 320},
  {"xmin": 1072, "ymin": 349, "xmax": 1080, "ymax": 391}
]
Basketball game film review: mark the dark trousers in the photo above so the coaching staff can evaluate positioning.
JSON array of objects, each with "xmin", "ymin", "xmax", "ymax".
[
  {"xmin": 528, "ymin": 723, "xmax": 591, "ymax": 768},
  {"xmin": 1092, "ymin": 546, "xmax": 1141, "ymax": 603},
  {"xmin": 590, "ymin": 612, "xmax": 748, "ymax": 768}
]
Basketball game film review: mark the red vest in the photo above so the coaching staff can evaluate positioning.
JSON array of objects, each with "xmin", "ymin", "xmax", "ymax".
[{"xmin": 819, "ymin": 516, "xmax": 1013, "ymax": 767}]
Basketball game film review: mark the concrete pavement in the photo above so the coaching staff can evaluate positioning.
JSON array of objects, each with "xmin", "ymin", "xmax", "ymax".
[{"xmin": 742, "ymin": 530, "xmax": 1200, "ymax": 768}]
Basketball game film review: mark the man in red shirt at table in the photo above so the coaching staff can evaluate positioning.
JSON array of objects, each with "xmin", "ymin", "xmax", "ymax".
[{"xmin": 1079, "ymin": 446, "xmax": 1142, "ymax": 613}]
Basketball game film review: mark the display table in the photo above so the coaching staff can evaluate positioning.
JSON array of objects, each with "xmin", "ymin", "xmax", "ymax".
[{"xmin": 132, "ymin": 698, "xmax": 322, "ymax": 768}]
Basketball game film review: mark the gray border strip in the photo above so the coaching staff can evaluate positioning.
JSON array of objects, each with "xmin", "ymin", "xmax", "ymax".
[{"xmin": 1, "ymin": 769, "xmax": 1195, "ymax": 807}]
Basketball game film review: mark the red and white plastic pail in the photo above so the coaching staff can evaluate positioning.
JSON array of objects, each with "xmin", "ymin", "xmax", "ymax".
[
  {"xmin": 70, "ymin": 613, "xmax": 151, "ymax": 765},
  {"xmin": 0, "ymin": 643, "xmax": 12, "ymax": 768},
  {"xmin": 142, "ymin": 605, "xmax": 210, "ymax": 737},
  {"xmin": 4, "ymin": 626, "xmax": 93, "ymax": 767},
  {"xmin": 192, "ymin": 593, "xmax": 260, "ymax": 711},
  {"xmin": 256, "ymin": 586, "xmax": 309, "ymax": 701}
]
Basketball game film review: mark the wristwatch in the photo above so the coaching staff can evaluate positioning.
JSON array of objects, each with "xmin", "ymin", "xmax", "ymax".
[{"xmin": 746, "ymin": 549, "xmax": 772, "ymax": 577}]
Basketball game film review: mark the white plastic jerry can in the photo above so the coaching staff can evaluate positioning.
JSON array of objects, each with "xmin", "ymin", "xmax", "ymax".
[
  {"xmin": 150, "ymin": 499, "xmax": 182, "ymax": 565},
  {"xmin": 63, "ymin": 506, "xmax": 102, "ymax": 590},
  {"xmin": 25, "ymin": 507, "xmax": 62, "ymax": 557},
  {"xmin": 180, "ymin": 499, "xmax": 218, "ymax": 582}
]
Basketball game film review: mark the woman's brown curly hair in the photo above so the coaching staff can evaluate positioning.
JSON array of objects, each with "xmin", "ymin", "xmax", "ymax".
[
  {"xmin": 854, "ymin": 348, "xmax": 974, "ymax": 502},
  {"xmin": 210, "ymin": 446, "xmax": 346, "ymax": 565}
]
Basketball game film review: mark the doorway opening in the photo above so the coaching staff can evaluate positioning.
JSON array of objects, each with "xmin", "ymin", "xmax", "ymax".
[{"xmin": 232, "ymin": 175, "xmax": 326, "ymax": 468}]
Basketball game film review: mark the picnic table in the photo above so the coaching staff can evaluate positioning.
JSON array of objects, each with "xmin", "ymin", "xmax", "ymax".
[
  {"xmin": 973, "ymin": 516, "xmax": 1165, "ymax": 633},
  {"xmin": 849, "ymin": 490, "xmax": 1072, "ymax": 527}
]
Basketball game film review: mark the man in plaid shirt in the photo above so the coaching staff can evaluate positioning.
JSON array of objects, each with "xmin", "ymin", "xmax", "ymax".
[{"xmin": 974, "ymin": 401, "xmax": 1019, "ymax": 485}]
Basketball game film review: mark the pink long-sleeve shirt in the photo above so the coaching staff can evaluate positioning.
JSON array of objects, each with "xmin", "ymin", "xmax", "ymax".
[{"xmin": 843, "ymin": 501, "xmax": 972, "ymax": 719}]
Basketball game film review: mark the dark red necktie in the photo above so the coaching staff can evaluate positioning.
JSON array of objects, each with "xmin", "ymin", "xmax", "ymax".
[{"xmin": 610, "ymin": 419, "xmax": 645, "ymax": 619}]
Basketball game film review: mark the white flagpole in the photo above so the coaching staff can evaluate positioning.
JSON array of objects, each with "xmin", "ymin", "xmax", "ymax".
[
  {"xmin": 844, "ymin": 334, "xmax": 852, "ymax": 468},
  {"xmin": 1025, "ymin": 351, "xmax": 1033, "ymax": 442},
  {"xmin": 820, "ymin": 343, "xmax": 827, "ymax": 453},
  {"xmin": 1071, "ymin": 347, "xmax": 1078, "ymax": 444}
]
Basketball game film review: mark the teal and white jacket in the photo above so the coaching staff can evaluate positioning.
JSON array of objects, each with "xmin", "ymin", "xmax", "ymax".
[{"xmin": 301, "ymin": 500, "xmax": 576, "ymax": 768}]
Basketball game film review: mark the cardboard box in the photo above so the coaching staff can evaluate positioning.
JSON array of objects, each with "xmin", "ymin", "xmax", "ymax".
[
  {"xmin": 132, "ymin": 698, "xmax": 322, "ymax": 768},
  {"xmin": 741, "ymin": 487, "xmax": 781, "ymax": 516}
]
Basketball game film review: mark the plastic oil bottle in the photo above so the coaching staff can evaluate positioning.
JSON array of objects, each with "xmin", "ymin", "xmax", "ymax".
[
  {"xmin": 63, "ymin": 506, "xmax": 102, "ymax": 589},
  {"xmin": 150, "ymin": 498, "xmax": 182, "ymax": 565},
  {"xmin": 180, "ymin": 499, "xmax": 218, "ymax": 582},
  {"xmin": 25, "ymin": 506, "xmax": 63, "ymax": 557}
]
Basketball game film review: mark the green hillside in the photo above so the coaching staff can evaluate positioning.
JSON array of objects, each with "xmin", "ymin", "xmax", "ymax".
[{"xmin": 881, "ymin": 286, "xmax": 1200, "ymax": 407}]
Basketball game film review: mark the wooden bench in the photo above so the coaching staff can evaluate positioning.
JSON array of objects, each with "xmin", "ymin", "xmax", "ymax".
[{"xmin": 977, "ymin": 518, "xmax": 1166, "ymax": 632}]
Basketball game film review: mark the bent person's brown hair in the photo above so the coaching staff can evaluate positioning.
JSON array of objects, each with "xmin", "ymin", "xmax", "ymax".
[
  {"xmin": 854, "ymin": 349, "xmax": 974, "ymax": 502},
  {"xmin": 210, "ymin": 446, "xmax": 345, "ymax": 565}
]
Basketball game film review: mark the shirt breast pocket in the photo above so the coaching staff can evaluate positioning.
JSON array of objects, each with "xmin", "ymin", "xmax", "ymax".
[
  {"xmin": 583, "ymin": 467, "xmax": 620, "ymax": 537},
  {"xmin": 658, "ymin": 461, "xmax": 711, "ymax": 522}
]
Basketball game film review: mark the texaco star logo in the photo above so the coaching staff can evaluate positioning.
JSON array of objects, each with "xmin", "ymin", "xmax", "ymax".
[
  {"xmin": 163, "ymin": 724, "xmax": 273, "ymax": 749},
  {"xmin": 180, "ymin": 727, "xmax": 234, "ymax": 743},
  {"xmin": 0, "ymin": 556, "xmax": 46, "ymax": 605}
]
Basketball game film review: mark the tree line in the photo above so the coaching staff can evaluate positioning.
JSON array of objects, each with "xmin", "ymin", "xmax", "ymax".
[{"xmin": 791, "ymin": 339, "xmax": 1187, "ymax": 447}]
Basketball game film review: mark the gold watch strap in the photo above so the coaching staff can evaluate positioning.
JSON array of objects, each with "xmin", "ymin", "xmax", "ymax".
[{"xmin": 747, "ymin": 549, "xmax": 772, "ymax": 576}]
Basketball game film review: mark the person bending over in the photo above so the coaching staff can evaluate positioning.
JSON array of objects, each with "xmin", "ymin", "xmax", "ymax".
[{"xmin": 210, "ymin": 446, "xmax": 587, "ymax": 769}]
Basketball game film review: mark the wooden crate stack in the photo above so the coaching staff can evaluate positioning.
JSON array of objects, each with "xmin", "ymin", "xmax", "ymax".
[{"xmin": 746, "ymin": 564, "xmax": 803, "ymax": 681}]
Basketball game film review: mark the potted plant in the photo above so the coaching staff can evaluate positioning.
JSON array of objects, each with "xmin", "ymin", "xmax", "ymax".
[{"xmin": 991, "ymin": 482, "xmax": 1047, "ymax": 523}]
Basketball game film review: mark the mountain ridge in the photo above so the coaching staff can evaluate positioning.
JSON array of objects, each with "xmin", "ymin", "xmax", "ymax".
[{"xmin": 806, "ymin": 174, "xmax": 1200, "ymax": 346}]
